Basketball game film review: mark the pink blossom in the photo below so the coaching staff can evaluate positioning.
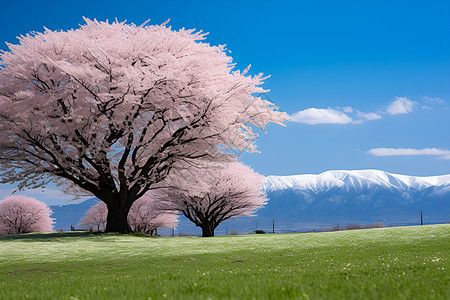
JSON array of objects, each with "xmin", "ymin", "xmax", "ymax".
[
  {"xmin": 0, "ymin": 196, "xmax": 54, "ymax": 234},
  {"xmin": 0, "ymin": 18, "xmax": 286, "ymax": 233},
  {"xmin": 154, "ymin": 162, "xmax": 267, "ymax": 237}
]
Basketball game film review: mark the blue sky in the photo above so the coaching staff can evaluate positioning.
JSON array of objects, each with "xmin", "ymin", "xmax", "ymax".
[{"xmin": 0, "ymin": 0, "xmax": 449, "ymax": 204}]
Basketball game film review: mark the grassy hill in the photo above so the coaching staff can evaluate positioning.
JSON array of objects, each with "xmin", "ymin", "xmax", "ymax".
[{"xmin": 0, "ymin": 224, "xmax": 449, "ymax": 299}]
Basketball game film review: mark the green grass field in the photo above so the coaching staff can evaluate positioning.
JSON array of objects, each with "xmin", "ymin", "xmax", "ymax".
[{"xmin": 0, "ymin": 224, "xmax": 449, "ymax": 299}]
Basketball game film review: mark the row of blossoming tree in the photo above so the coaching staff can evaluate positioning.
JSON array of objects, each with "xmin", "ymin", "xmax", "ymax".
[
  {"xmin": 78, "ymin": 194, "xmax": 179, "ymax": 235},
  {"xmin": 79, "ymin": 161, "xmax": 267, "ymax": 237},
  {"xmin": 0, "ymin": 18, "xmax": 287, "ymax": 236}
]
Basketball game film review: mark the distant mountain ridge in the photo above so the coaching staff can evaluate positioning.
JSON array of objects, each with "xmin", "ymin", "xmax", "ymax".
[
  {"xmin": 50, "ymin": 170, "xmax": 450, "ymax": 234},
  {"xmin": 265, "ymin": 170, "xmax": 450, "ymax": 194},
  {"xmin": 255, "ymin": 170, "xmax": 450, "ymax": 232},
  {"xmin": 51, "ymin": 198, "xmax": 98, "ymax": 231}
]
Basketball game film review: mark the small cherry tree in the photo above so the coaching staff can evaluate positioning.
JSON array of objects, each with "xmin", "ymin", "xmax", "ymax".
[
  {"xmin": 0, "ymin": 196, "xmax": 54, "ymax": 234},
  {"xmin": 127, "ymin": 194, "xmax": 178, "ymax": 235},
  {"xmin": 78, "ymin": 196, "xmax": 178, "ymax": 234},
  {"xmin": 77, "ymin": 201, "xmax": 107, "ymax": 232},
  {"xmin": 0, "ymin": 18, "xmax": 287, "ymax": 233},
  {"xmin": 156, "ymin": 162, "xmax": 267, "ymax": 237}
]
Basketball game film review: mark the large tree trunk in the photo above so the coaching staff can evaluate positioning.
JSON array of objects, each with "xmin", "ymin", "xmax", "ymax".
[
  {"xmin": 105, "ymin": 201, "xmax": 132, "ymax": 233},
  {"xmin": 200, "ymin": 223, "xmax": 215, "ymax": 237}
]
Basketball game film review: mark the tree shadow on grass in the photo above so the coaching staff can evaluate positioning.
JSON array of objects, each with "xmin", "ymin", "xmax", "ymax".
[
  {"xmin": 0, "ymin": 231, "xmax": 93, "ymax": 242},
  {"xmin": 0, "ymin": 231, "xmax": 156, "ymax": 242}
]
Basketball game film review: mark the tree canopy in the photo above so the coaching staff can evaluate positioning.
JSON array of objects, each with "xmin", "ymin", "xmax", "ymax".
[
  {"xmin": 0, "ymin": 196, "xmax": 54, "ymax": 234},
  {"xmin": 155, "ymin": 162, "xmax": 267, "ymax": 237},
  {"xmin": 0, "ymin": 18, "xmax": 286, "ymax": 232}
]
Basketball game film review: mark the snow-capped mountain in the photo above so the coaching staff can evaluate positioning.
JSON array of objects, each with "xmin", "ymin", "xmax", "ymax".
[
  {"xmin": 249, "ymin": 170, "xmax": 450, "ymax": 232},
  {"xmin": 265, "ymin": 170, "xmax": 450, "ymax": 194}
]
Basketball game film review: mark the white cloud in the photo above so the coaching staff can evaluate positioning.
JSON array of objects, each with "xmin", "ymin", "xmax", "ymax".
[
  {"xmin": 368, "ymin": 147, "xmax": 450, "ymax": 159},
  {"xmin": 290, "ymin": 107, "xmax": 383, "ymax": 125},
  {"xmin": 386, "ymin": 97, "xmax": 415, "ymax": 115},
  {"xmin": 290, "ymin": 95, "xmax": 442, "ymax": 126},
  {"xmin": 342, "ymin": 106, "xmax": 353, "ymax": 113},
  {"xmin": 357, "ymin": 111, "xmax": 382, "ymax": 121},
  {"xmin": 422, "ymin": 96, "xmax": 445, "ymax": 104},
  {"xmin": 419, "ymin": 97, "xmax": 447, "ymax": 111},
  {"xmin": 290, "ymin": 108, "xmax": 353, "ymax": 125}
]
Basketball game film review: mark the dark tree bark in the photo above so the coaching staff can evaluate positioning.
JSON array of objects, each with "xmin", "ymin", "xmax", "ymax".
[
  {"xmin": 200, "ymin": 222, "xmax": 215, "ymax": 237},
  {"xmin": 105, "ymin": 200, "xmax": 132, "ymax": 233}
]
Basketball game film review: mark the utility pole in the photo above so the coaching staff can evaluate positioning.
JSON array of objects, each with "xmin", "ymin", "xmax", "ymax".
[
  {"xmin": 272, "ymin": 219, "xmax": 275, "ymax": 234},
  {"xmin": 421, "ymin": 212, "xmax": 423, "ymax": 226}
]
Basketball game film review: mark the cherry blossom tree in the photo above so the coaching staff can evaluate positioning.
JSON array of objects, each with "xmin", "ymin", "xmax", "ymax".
[
  {"xmin": 0, "ymin": 196, "xmax": 54, "ymax": 234},
  {"xmin": 155, "ymin": 162, "xmax": 267, "ymax": 237},
  {"xmin": 127, "ymin": 194, "xmax": 178, "ymax": 235},
  {"xmin": 77, "ymin": 201, "xmax": 107, "ymax": 232},
  {"xmin": 0, "ymin": 18, "xmax": 286, "ymax": 233},
  {"xmin": 78, "ymin": 195, "xmax": 178, "ymax": 234}
]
